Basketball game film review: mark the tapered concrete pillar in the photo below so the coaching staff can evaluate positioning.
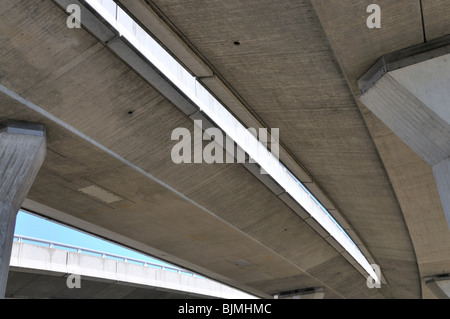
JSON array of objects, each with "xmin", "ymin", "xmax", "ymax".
[
  {"xmin": 0, "ymin": 121, "xmax": 46, "ymax": 298},
  {"xmin": 358, "ymin": 35, "xmax": 450, "ymax": 228}
]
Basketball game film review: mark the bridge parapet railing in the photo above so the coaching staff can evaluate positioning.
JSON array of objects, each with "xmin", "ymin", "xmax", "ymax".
[{"xmin": 13, "ymin": 235, "xmax": 198, "ymax": 277}]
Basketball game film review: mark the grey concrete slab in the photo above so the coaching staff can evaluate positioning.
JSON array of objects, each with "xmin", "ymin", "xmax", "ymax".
[
  {"xmin": 0, "ymin": 0, "xmax": 381, "ymax": 299},
  {"xmin": 422, "ymin": 0, "xmax": 450, "ymax": 42},
  {"xmin": 309, "ymin": 0, "xmax": 431, "ymax": 298},
  {"xmin": 2, "ymin": 0, "xmax": 439, "ymax": 299},
  {"xmin": 137, "ymin": 0, "xmax": 399, "ymax": 294}
]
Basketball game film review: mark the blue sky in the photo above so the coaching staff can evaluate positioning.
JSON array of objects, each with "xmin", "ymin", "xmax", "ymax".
[{"xmin": 14, "ymin": 210, "xmax": 172, "ymax": 268}]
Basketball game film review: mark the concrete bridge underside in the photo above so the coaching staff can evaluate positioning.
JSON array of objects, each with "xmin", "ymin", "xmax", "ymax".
[{"xmin": 1, "ymin": 0, "xmax": 450, "ymax": 299}]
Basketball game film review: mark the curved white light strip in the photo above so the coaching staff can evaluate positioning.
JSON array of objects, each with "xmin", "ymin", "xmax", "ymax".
[{"xmin": 85, "ymin": 0, "xmax": 380, "ymax": 284}]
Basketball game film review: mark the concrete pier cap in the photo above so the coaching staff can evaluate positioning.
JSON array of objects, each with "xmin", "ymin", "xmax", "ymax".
[
  {"xmin": 0, "ymin": 120, "xmax": 46, "ymax": 138},
  {"xmin": 358, "ymin": 35, "xmax": 450, "ymax": 229},
  {"xmin": 0, "ymin": 119, "xmax": 47, "ymax": 298}
]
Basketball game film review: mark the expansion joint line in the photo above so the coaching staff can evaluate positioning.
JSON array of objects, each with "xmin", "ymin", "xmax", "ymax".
[{"xmin": 419, "ymin": 0, "xmax": 427, "ymax": 43}]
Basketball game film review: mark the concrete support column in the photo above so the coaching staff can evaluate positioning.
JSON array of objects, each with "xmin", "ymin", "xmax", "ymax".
[
  {"xmin": 0, "ymin": 121, "xmax": 46, "ymax": 298},
  {"xmin": 433, "ymin": 159, "xmax": 450, "ymax": 225},
  {"xmin": 358, "ymin": 36, "xmax": 450, "ymax": 229}
]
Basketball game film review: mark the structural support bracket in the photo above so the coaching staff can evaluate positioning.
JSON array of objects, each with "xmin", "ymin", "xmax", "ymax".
[{"xmin": 359, "ymin": 35, "xmax": 450, "ymax": 229}]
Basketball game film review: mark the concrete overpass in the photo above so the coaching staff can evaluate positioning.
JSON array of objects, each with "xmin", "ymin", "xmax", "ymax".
[
  {"xmin": 1, "ymin": 0, "xmax": 450, "ymax": 299},
  {"xmin": 6, "ymin": 235, "xmax": 256, "ymax": 299}
]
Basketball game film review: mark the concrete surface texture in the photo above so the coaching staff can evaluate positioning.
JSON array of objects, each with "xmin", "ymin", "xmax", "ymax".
[
  {"xmin": 360, "ymin": 48, "xmax": 450, "ymax": 230},
  {"xmin": 0, "ymin": 0, "xmax": 449, "ymax": 299},
  {"xmin": 0, "ymin": 122, "xmax": 46, "ymax": 297}
]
